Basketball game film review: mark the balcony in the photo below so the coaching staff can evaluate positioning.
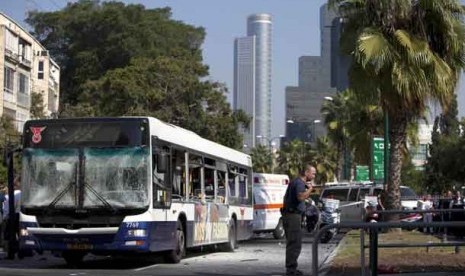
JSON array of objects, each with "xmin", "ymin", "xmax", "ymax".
[
  {"xmin": 20, "ymin": 56, "xmax": 32, "ymax": 68},
  {"xmin": 5, "ymin": 48, "xmax": 19, "ymax": 63}
]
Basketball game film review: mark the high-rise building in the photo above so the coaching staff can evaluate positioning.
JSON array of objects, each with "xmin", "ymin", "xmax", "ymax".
[
  {"xmin": 234, "ymin": 13, "xmax": 272, "ymax": 149},
  {"xmin": 1, "ymin": 12, "xmax": 60, "ymax": 132},
  {"xmin": 285, "ymin": 5, "xmax": 348, "ymax": 143}
]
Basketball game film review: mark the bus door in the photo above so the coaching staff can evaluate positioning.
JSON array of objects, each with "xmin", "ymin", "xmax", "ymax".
[{"xmin": 151, "ymin": 139, "xmax": 172, "ymax": 218}]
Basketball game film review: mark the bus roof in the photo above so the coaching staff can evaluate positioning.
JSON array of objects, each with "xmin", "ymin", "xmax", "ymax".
[{"xmin": 147, "ymin": 117, "xmax": 252, "ymax": 168}]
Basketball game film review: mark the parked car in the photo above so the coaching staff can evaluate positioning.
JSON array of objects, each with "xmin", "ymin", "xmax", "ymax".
[{"xmin": 320, "ymin": 183, "xmax": 420, "ymax": 223}]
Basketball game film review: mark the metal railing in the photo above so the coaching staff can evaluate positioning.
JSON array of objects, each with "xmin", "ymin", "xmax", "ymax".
[{"xmin": 312, "ymin": 208, "xmax": 465, "ymax": 276}]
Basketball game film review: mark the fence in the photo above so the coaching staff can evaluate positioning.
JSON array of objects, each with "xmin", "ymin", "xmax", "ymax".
[{"xmin": 312, "ymin": 208, "xmax": 465, "ymax": 276}]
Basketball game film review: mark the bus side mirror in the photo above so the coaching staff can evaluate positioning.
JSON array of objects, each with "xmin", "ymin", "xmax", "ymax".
[{"xmin": 156, "ymin": 153, "xmax": 168, "ymax": 173}]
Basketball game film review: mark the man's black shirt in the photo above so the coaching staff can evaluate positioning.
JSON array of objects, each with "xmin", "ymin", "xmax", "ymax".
[{"xmin": 283, "ymin": 177, "xmax": 306, "ymax": 213}]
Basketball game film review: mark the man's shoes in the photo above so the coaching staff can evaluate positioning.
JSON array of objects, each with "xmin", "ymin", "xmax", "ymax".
[{"xmin": 286, "ymin": 269, "xmax": 304, "ymax": 275}]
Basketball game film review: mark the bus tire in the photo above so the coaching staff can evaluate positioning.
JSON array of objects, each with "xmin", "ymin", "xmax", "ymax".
[
  {"xmin": 273, "ymin": 218, "xmax": 285, "ymax": 240},
  {"xmin": 165, "ymin": 220, "xmax": 185, "ymax": 263},
  {"xmin": 221, "ymin": 219, "xmax": 237, "ymax": 252},
  {"xmin": 63, "ymin": 251, "xmax": 85, "ymax": 267}
]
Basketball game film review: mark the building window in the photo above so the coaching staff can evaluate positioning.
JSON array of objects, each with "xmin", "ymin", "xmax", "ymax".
[
  {"xmin": 38, "ymin": 61, "xmax": 44, "ymax": 79},
  {"xmin": 18, "ymin": 73, "xmax": 29, "ymax": 94},
  {"xmin": 5, "ymin": 30, "xmax": 18, "ymax": 54},
  {"xmin": 4, "ymin": 67, "xmax": 15, "ymax": 93},
  {"xmin": 17, "ymin": 73, "xmax": 30, "ymax": 108}
]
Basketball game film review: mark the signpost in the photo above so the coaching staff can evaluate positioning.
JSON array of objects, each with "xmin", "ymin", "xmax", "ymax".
[
  {"xmin": 371, "ymin": 137, "xmax": 385, "ymax": 182},
  {"xmin": 355, "ymin": 165, "xmax": 369, "ymax": 181}
]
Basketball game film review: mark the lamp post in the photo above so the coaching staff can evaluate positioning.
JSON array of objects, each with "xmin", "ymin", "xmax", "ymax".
[
  {"xmin": 311, "ymin": 119, "xmax": 321, "ymax": 143},
  {"xmin": 256, "ymin": 134, "xmax": 285, "ymax": 173}
]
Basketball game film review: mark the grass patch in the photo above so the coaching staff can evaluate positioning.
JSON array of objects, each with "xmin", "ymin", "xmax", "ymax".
[{"xmin": 329, "ymin": 230, "xmax": 465, "ymax": 275}]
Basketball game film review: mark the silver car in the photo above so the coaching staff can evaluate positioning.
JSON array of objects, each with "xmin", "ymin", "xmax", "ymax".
[{"xmin": 320, "ymin": 184, "xmax": 419, "ymax": 222}]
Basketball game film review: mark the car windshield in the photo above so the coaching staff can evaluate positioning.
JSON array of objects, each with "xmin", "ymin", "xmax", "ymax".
[{"xmin": 400, "ymin": 187, "xmax": 417, "ymax": 199}]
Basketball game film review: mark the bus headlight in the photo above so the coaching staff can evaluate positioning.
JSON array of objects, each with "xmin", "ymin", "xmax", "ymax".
[
  {"xmin": 127, "ymin": 229, "xmax": 147, "ymax": 237},
  {"xmin": 20, "ymin": 228, "xmax": 29, "ymax": 237}
]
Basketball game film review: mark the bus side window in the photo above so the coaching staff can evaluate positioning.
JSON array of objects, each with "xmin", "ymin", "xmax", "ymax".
[
  {"xmin": 171, "ymin": 149, "xmax": 185, "ymax": 199},
  {"xmin": 204, "ymin": 167, "xmax": 215, "ymax": 201},
  {"xmin": 217, "ymin": 170, "xmax": 226, "ymax": 203},
  {"xmin": 188, "ymin": 154, "xmax": 202, "ymax": 200}
]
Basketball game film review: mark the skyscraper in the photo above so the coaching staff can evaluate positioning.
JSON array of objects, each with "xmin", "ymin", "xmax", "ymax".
[
  {"xmin": 285, "ymin": 5, "xmax": 348, "ymax": 143},
  {"xmin": 234, "ymin": 13, "xmax": 272, "ymax": 149}
]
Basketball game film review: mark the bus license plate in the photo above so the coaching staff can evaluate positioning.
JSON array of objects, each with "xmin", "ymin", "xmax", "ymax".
[{"xmin": 67, "ymin": 244, "xmax": 93, "ymax": 250}]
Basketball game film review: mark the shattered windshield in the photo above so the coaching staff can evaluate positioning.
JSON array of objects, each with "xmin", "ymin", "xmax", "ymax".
[
  {"xmin": 84, "ymin": 147, "xmax": 149, "ymax": 208},
  {"xmin": 22, "ymin": 148, "xmax": 79, "ymax": 208},
  {"xmin": 21, "ymin": 147, "xmax": 149, "ymax": 210}
]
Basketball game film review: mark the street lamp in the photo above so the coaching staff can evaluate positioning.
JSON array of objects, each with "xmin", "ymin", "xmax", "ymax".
[
  {"xmin": 311, "ymin": 119, "xmax": 321, "ymax": 143},
  {"xmin": 324, "ymin": 96, "xmax": 333, "ymax": 101},
  {"xmin": 256, "ymin": 135, "xmax": 285, "ymax": 148}
]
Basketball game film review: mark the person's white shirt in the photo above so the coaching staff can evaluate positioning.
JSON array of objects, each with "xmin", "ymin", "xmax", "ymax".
[
  {"xmin": 2, "ymin": 190, "xmax": 21, "ymax": 219},
  {"xmin": 422, "ymin": 199, "xmax": 433, "ymax": 210}
]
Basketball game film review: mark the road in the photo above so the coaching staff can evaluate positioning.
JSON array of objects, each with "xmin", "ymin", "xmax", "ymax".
[{"xmin": 0, "ymin": 232, "xmax": 341, "ymax": 276}]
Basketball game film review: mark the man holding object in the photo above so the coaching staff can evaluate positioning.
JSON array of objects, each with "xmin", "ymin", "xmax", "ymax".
[{"xmin": 282, "ymin": 164, "xmax": 316, "ymax": 275}]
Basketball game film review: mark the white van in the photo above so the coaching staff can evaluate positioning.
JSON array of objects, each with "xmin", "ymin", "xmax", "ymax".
[{"xmin": 252, "ymin": 173, "xmax": 289, "ymax": 239}]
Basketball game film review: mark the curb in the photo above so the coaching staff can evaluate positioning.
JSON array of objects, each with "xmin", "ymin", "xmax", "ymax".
[{"xmin": 319, "ymin": 233, "xmax": 347, "ymax": 276}]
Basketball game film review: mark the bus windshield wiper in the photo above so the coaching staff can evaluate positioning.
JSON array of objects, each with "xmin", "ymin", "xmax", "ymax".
[
  {"xmin": 83, "ymin": 182, "xmax": 116, "ymax": 212},
  {"xmin": 48, "ymin": 181, "xmax": 75, "ymax": 209}
]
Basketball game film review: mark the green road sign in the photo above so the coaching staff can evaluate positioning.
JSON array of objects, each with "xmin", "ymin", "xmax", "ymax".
[
  {"xmin": 372, "ymin": 137, "xmax": 385, "ymax": 181},
  {"xmin": 355, "ymin": 165, "xmax": 369, "ymax": 181}
]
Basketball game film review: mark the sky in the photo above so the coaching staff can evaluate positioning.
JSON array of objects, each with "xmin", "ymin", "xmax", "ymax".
[{"xmin": 3, "ymin": 0, "xmax": 465, "ymax": 139}]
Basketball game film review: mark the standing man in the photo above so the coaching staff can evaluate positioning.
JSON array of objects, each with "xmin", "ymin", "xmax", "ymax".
[{"xmin": 282, "ymin": 164, "xmax": 316, "ymax": 276}]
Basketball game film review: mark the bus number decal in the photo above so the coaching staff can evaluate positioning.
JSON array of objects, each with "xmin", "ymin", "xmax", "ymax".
[{"xmin": 126, "ymin": 222, "xmax": 140, "ymax": 228}]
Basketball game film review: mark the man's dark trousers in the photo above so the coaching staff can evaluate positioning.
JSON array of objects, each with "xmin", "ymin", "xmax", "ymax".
[{"xmin": 283, "ymin": 212, "xmax": 303, "ymax": 272}]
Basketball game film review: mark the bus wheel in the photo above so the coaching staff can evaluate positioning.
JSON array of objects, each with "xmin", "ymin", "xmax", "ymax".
[
  {"xmin": 221, "ymin": 219, "xmax": 237, "ymax": 252},
  {"xmin": 165, "ymin": 220, "xmax": 185, "ymax": 263},
  {"xmin": 273, "ymin": 218, "xmax": 285, "ymax": 240},
  {"xmin": 63, "ymin": 251, "xmax": 86, "ymax": 267}
]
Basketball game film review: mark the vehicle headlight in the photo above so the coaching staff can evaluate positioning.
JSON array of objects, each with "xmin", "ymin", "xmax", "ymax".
[
  {"xmin": 20, "ymin": 228, "xmax": 29, "ymax": 237},
  {"xmin": 127, "ymin": 229, "xmax": 147, "ymax": 237}
]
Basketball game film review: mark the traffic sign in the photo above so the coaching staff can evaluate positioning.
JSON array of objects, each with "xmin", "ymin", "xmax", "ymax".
[
  {"xmin": 355, "ymin": 165, "xmax": 369, "ymax": 181},
  {"xmin": 372, "ymin": 137, "xmax": 385, "ymax": 181}
]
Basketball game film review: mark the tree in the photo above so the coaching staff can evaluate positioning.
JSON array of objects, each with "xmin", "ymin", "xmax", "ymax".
[
  {"xmin": 0, "ymin": 116, "xmax": 21, "ymax": 183},
  {"xmin": 26, "ymin": 1, "xmax": 248, "ymax": 148},
  {"xmin": 321, "ymin": 91, "xmax": 349, "ymax": 181},
  {"xmin": 330, "ymin": 0, "xmax": 465, "ymax": 214},
  {"xmin": 311, "ymin": 136, "xmax": 337, "ymax": 184},
  {"xmin": 250, "ymin": 145, "xmax": 273, "ymax": 173},
  {"xmin": 30, "ymin": 92, "xmax": 46, "ymax": 119},
  {"xmin": 277, "ymin": 140, "xmax": 313, "ymax": 179},
  {"xmin": 401, "ymin": 153, "xmax": 424, "ymax": 194},
  {"xmin": 424, "ymin": 95, "xmax": 462, "ymax": 193}
]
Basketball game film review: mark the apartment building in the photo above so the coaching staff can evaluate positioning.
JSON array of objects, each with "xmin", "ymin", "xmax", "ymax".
[{"xmin": 0, "ymin": 12, "xmax": 60, "ymax": 131}]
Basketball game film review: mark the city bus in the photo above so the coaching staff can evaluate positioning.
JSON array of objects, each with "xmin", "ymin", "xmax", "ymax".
[{"xmin": 18, "ymin": 117, "xmax": 253, "ymax": 265}]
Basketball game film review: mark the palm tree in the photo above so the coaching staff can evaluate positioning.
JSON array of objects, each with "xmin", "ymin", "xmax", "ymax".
[
  {"xmin": 321, "ymin": 90, "xmax": 352, "ymax": 181},
  {"xmin": 343, "ymin": 89, "xmax": 384, "ymax": 166},
  {"xmin": 250, "ymin": 145, "xmax": 273, "ymax": 173},
  {"xmin": 311, "ymin": 136, "xmax": 337, "ymax": 184},
  {"xmin": 276, "ymin": 140, "xmax": 313, "ymax": 179},
  {"xmin": 329, "ymin": 0, "xmax": 465, "ymax": 212}
]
